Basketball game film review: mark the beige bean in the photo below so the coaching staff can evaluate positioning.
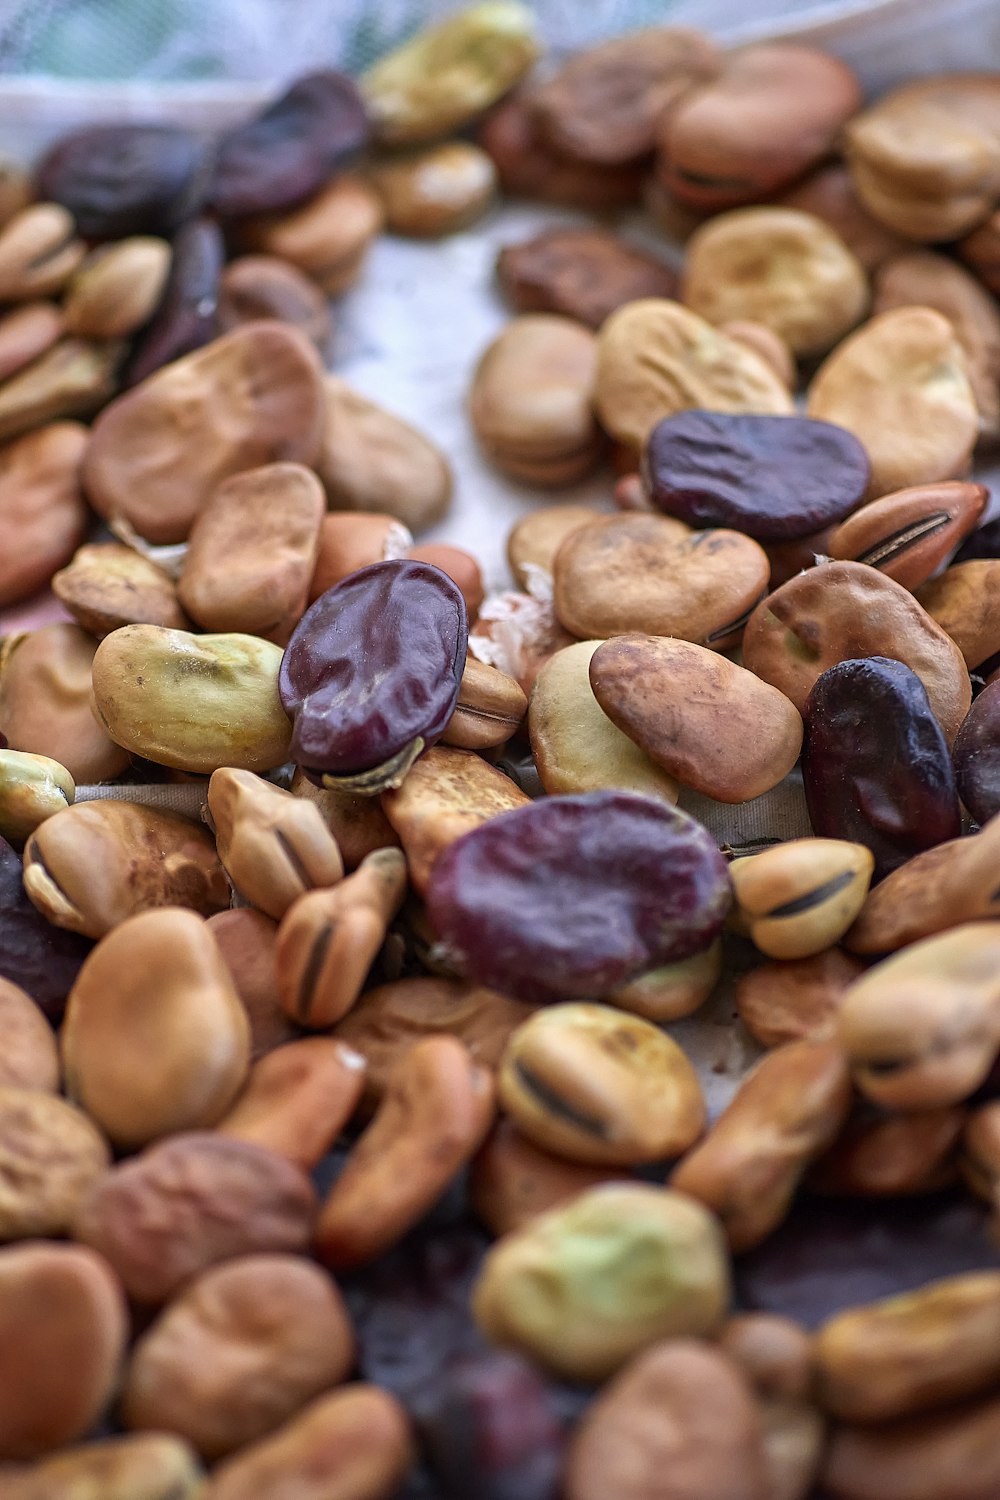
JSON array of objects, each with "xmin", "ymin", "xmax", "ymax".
[
  {"xmin": 23, "ymin": 800, "xmax": 228, "ymax": 939},
  {"xmin": 473, "ymin": 1183, "xmax": 730, "ymax": 1382},
  {"xmin": 92, "ymin": 625, "xmax": 292, "ymax": 774},
  {"xmin": 120, "ymin": 1254, "xmax": 354, "ymax": 1459},
  {"xmin": 607, "ymin": 940, "xmax": 721, "ymax": 1023},
  {"xmin": 0, "ymin": 203, "xmax": 85, "ymax": 301},
  {"xmin": 735, "ymin": 949, "xmax": 866, "ymax": 1048},
  {"xmin": 52, "ymin": 542, "xmax": 188, "ymax": 637},
  {"xmin": 0, "ymin": 422, "xmax": 89, "ymax": 609},
  {"xmin": 218, "ymin": 254, "xmax": 332, "ymax": 348},
  {"xmin": 0, "ymin": 623, "xmax": 129, "ymax": 783},
  {"xmin": 441, "ymin": 656, "xmax": 527, "ymax": 750},
  {"xmin": 1, "ymin": 1432, "xmax": 204, "ymax": 1500},
  {"xmin": 670, "ymin": 1041, "xmax": 852, "ymax": 1251},
  {"xmin": 807, "ymin": 308, "xmax": 978, "ymax": 498},
  {"xmin": 0, "ymin": 1241, "xmax": 127, "ymax": 1460},
  {"xmin": 178, "ymin": 463, "xmax": 325, "ymax": 644},
  {"xmin": 470, "ymin": 1117, "xmax": 625, "ymax": 1236},
  {"xmin": 61, "ymin": 908, "xmax": 251, "ymax": 1149},
  {"xmin": 202, "ymin": 1384, "xmax": 412, "ymax": 1500},
  {"xmin": 208, "ymin": 767, "xmax": 344, "ymax": 921},
  {"xmin": 506, "ymin": 503, "xmax": 600, "ymax": 590},
  {"xmin": 590, "ymin": 633, "xmax": 803, "ymax": 802},
  {"xmin": 823, "ymin": 1391, "xmax": 1000, "ymax": 1500},
  {"xmin": 498, "ymin": 1001, "xmax": 704, "ymax": 1165},
  {"xmin": 73, "ymin": 1131, "xmax": 316, "ymax": 1305},
  {"xmin": 0, "ymin": 977, "xmax": 60, "ymax": 1092},
  {"xmin": 0, "ymin": 750, "xmax": 73, "ymax": 845},
  {"xmin": 0, "ymin": 337, "xmax": 121, "ymax": 445},
  {"xmin": 62, "ymin": 237, "xmax": 172, "ymax": 339},
  {"xmin": 207, "ymin": 907, "xmax": 298, "ymax": 1059},
  {"xmin": 217, "ymin": 1038, "xmax": 367, "ymax": 1169},
  {"xmin": 0, "ymin": 1087, "xmax": 109, "ymax": 1240},
  {"xmin": 276, "ymin": 848, "xmax": 408, "ymax": 1029},
  {"xmin": 369, "ymin": 141, "xmax": 497, "ymax": 236},
  {"xmin": 778, "ymin": 163, "xmax": 910, "ymax": 272},
  {"xmin": 729, "ymin": 839, "xmax": 874, "ymax": 960},
  {"xmin": 565, "ymin": 1340, "xmax": 768, "ymax": 1500},
  {"xmin": 315, "ymin": 1035, "xmax": 495, "ymax": 1269},
  {"xmin": 838, "ymin": 923, "xmax": 1000, "ymax": 1110},
  {"xmin": 916, "ymin": 559, "xmax": 1000, "ymax": 669},
  {"xmin": 238, "ymin": 175, "xmax": 384, "ymax": 296}
]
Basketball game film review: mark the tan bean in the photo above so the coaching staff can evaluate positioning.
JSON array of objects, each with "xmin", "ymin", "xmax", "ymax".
[
  {"xmin": 73, "ymin": 1131, "xmax": 315, "ymax": 1305},
  {"xmin": 218, "ymin": 254, "xmax": 332, "ymax": 349},
  {"xmin": 473, "ymin": 1184, "xmax": 730, "ymax": 1382},
  {"xmin": 121, "ymin": 1254, "xmax": 354, "ymax": 1459},
  {"xmin": 0, "ymin": 422, "xmax": 89, "ymax": 609},
  {"xmin": 823, "ymin": 1391, "xmax": 1000, "ymax": 1500},
  {"xmin": 276, "ymin": 848, "xmax": 408, "ymax": 1029},
  {"xmin": 405, "ymin": 542, "xmax": 484, "ymax": 619},
  {"xmin": 961, "ymin": 1101, "xmax": 1000, "ymax": 1208},
  {"xmin": 62, "ymin": 237, "xmax": 172, "ymax": 340},
  {"xmin": 729, "ymin": 839, "xmax": 874, "ymax": 960},
  {"xmin": 809, "ymin": 1105, "xmax": 965, "ymax": 1197},
  {"xmin": 202, "ymin": 1384, "xmax": 412, "ymax": 1500},
  {"xmin": 61, "ymin": 908, "xmax": 251, "ymax": 1149},
  {"xmin": 719, "ymin": 1314, "xmax": 825, "ymax": 1500},
  {"xmin": 0, "ymin": 623, "xmax": 129, "ymax": 783},
  {"xmin": 52, "ymin": 542, "xmax": 188, "ymax": 637},
  {"xmin": 496, "ymin": 227, "xmax": 678, "ymax": 330},
  {"xmin": 238, "ymin": 175, "xmax": 384, "ymax": 296},
  {"xmin": 0, "ymin": 1087, "xmax": 109, "ymax": 1240},
  {"xmin": 1, "ymin": 1432, "xmax": 204, "ymax": 1500},
  {"xmin": 217, "ymin": 1038, "xmax": 367, "ymax": 1168},
  {"xmin": 778, "ymin": 163, "xmax": 912, "ymax": 272},
  {"xmin": 0, "ymin": 301, "xmax": 64, "ymax": 384},
  {"xmin": 0, "ymin": 1241, "xmax": 127, "ymax": 1459},
  {"xmin": 470, "ymin": 1117, "xmax": 625, "ymax": 1236},
  {"xmin": 0, "ymin": 977, "xmax": 60, "ymax": 1092},
  {"xmin": 308, "ymin": 512, "xmax": 413, "ymax": 602},
  {"xmin": 826, "ymin": 480, "xmax": 988, "ymax": 591},
  {"xmin": 23, "ymin": 800, "xmax": 228, "ymax": 939},
  {"xmin": 506, "ymin": 503, "xmax": 599, "ymax": 590},
  {"xmin": 498, "ymin": 1001, "xmax": 705, "ymax": 1165},
  {"xmin": 289, "ymin": 766, "xmax": 400, "ymax": 871},
  {"xmin": 670, "ymin": 1040, "xmax": 852, "ymax": 1251},
  {"xmin": 368, "ymin": 141, "xmax": 497, "ymax": 236},
  {"xmin": 0, "ymin": 337, "xmax": 121, "ymax": 445},
  {"xmin": 207, "ymin": 907, "xmax": 298, "ymax": 1059},
  {"xmin": 0, "ymin": 750, "xmax": 73, "ymax": 845},
  {"xmin": 608, "ymin": 939, "xmax": 721, "ymax": 1023},
  {"xmin": 315, "ymin": 1035, "xmax": 495, "ymax": 1270},
  {"xmin": 838, "ymin": 923, "xmax": 1000, "ymax": 1110},
  {"xmin": 441, "ymin": 656, "xmax": 526, "ymax": 750},
  {"xmin": 0, "ymin": 203, "xmax": 85, "ymax": 301},
  {"xmin": 916, "ymin": 559, "xmax": 1000, "ymax": 669},
  {"xmin": 735, "ymin": 949, "xmax": 866, "ymax": 1049}
]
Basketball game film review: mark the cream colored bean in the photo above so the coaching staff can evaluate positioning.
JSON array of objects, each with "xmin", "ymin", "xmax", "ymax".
[{"xmin": 729, "ymin": 839, "xmax": 874, "ymax": 959}]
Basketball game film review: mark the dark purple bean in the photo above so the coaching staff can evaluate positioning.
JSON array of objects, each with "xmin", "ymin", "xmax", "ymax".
[
  {"xmin": 209, "ymin": 71, "xmax": 370, "ymax": 219},
  {"xmin": 36, "ymin": 124, "xmax": 206, "ymax": 240},
  {"xmin": 0, "ymin": 835, "xmax": 91, "ymax": 1023},
  {"xmin": 954, "ymin": 678, "xmax": 1000, "ymax": 825},
  {"xmin": 123, "ymin": 217, "xmax": 223, "ymax": 387},
  {"xmin": 642, "ymin": 410, "xmax": 870, "ymax": 541},
  {"xmin": 279, "ymin": 560, "xmax": 468, "ymax": 792},
  {"xmin": 425, "ymin": 791, "xmax": 732, "ymax": 1005},
  {"xmin": 802, "ymin": 657, "xmax": 961, "ymax": 882},
  {"xmin": 954, "ymin": 512, "xmax": 1000, "ymax": 565}
]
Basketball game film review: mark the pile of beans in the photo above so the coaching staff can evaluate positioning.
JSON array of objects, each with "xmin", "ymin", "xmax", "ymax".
[{"xmin": 2, "ymin": 4, "xmax": 1000, "ymax": 1496}]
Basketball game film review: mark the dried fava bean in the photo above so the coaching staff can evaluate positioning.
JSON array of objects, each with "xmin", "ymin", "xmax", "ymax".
[
  {"xmin": 963, "ymin": 1103, "xmax": 1000, "ymax": 1209},
  {"xmin": 381, "ymin": 745, "xmax": 529, "ymax": 893},
  {"xmin": 595, "ymin": 298, "xmax": 793, "ymax": 451},
  {"xmin": 309, "ymin": 513, "xmax": 412, "ymax": 602},
  {"xmin": 643, "ymin": 411, "xmax": 870, "ymax": 542},
  {"xmin": 217, "ymin": 1038, "xmax": 367, "ymax": 1169},
  {"xmin": 202, "ymin": 1384, "xmax": 412, "ymax": 1500},
  {"xmin": 822, "ymin": 1391, "xmax": 1000, "ymax": 1500},
  {"xmin": 0, "ymin": 1241, "xmax": 127, "ymax": 1460},
  {"xmin": 317, "ymin": 376, "xmax": 452, "ymax": 533},
  {"xmin": 0, "ymin": 750, "xmax": 73, "ymax": 845},
  {"xmin": 807, "ymin": 308, "xmax": 978, "ymax": 498},
  {"xmin": 5, "ymin": 1433, "xmax": 205, "ymax": 1499},
  {"xmin": 0, "ymin": 336, "xmax": 120, "ymax": 445},
  {"xmin": 0, "ymin": 421, "xmax": 89, "ymax": 609},
  {"xmin": 916, "ymin": 560, "xmax": 1000, "ymax": 670},
  {"xmin": 816, "ymin": 1272, "xmax": 1000, "ymax": 1422},
  {"xmin": 23, "ymin": 800, "xmax": 227, "ymax": 939},
  {"xmin": 778, "ymin": 163, "xmax": 910, "ymax": 272},
  {"xmin": 61, "ymin": 908, "xmax": 251, "ymax": 1150},
  {"xmin": 52, "ymin": 542, "xmax": 187, "ymax": 637},
  {"xmin": 237, "ymin": 174, "xmax": 384, "ymax": 297},
  {"xmin": 734, "ymin": 949, "xmax": 865, "ymax": 1049},
  {"xmin": 207, "ymin": 908, "xmax": 298, "ymax": 1059},
  {"xmin": 590, "ymin": 635, "xmax": 802, "ymax": 802},
  {"xmin": 210, "ymin": 71, "xmax": 370, "ymax": 219},
  {"xmin": 682, "ymin": 208, "xmax": 869, "ymax": 358},
  {"xmin": 0, "ymin": 204, "xmax": 85, "ymax": 301},
  {"xmin": 441, "ymin": 657, "xmax": 527, "ymax": 750},
  {"xmin": 208, "ymin": 768, "xmax": 344, "ymax": 921},
  {"xmin": 529, "ymin": 639, "xmax": 679, "ymax": 804},
  {"xmin": 63, "ymin": 236, "xmax": 172, "ymax": 340},
  {"xmin": 530, "ymin": 27, "xmax": 720, "ymax": 167},
  {"xmin": 124, "ymin": 217, "xmax": 224, "ymax": 387},
  {"xmin": 279, "ymin": 560, "xmax": 468, "ymax": 792},
  {"xmin": 730, "ymin": 840, "xmax": 874, "ymax": 960},
  {"xmin": 565, "ymin": 1340, "xmax": 768, "ymax": 1500},
  {"xmin": 36, "ymin": 123, "xmax": 205, "ymax": 238},
  {"xmin": 367, "ymin": 141, "xmax": 497, "ymax": 237},
  {"xmin": 218, "ymin": 254, "xmax": 331, "ymax": 348},
  {"xmin": 846, "ymin": 815, "xmax": 1000, "ymax": 954},
  {"xmin": 471, "ymin": 1118, "xmax": 625, "ymax": 1236},
  {"xmin": 658, "ymin": 43, "xmax": 862, "ymax": 209},
  {"xmin": 179, "ymin": 463, "xmax": 324, "ymax": 644},
  {"xmin": 608, "ymin": 940, "xmax": 721, "ymax": 1023},
  {"xmin": 496, "ymin": 227, "xmax": 678, "ymax": 330},
  {"xmin": 72, "ymin": 1132, "xmax": 316, "ymax": 1305},
  {"xmin": 469, "ymin": 314, "xmax": 603, "ymax": 486},
  {"xmin": 470, "ymin": 587, "xmax": 576, "ymax": 694},
  {"xmin": 289, "ymin": 766, "xmax": 400, "ymax": 871},
  {"xmin": 0, "ymin": 301, "xmax": 64, "ymax": 384},
  {"xmin": 959, "ymin": 207, "xmax": 1000, "ymax": 293},
  {"xmin": 955, "ymin": 679, "xmax": 1000, "ymax": 825},
  {"xmin": 406, "ymin": 543, "xmax": 484, "ymax": 620},
  {"xmin": 361, "ymin": 2, "xmax": 539, "ymax": 146},
  {"xmin": 507, "ymin": 502, "xmax": 600, "ymax": 589},
  {"xmin": 717, "ymin": 1317, "xmax": 825, "ymax": 1500},
  {"xmin": 276, "ymin": 848, "xmax": 407, "ymax": 1030},
  {"xmin": 552, "ymin": 513, "xmax": 770, "ymax": 644},
  {"xmin": 0, "ymin": 160, "xmax": 31, "ymax": 232},
  {"xmin": 0, "ymin": 1086, "xmax": 109, "ymax": 1239},
  {"xmin": 121, "ymin": 1254, "xmax": 355, "ymax": 1459},
  {"xmin": 480, "ymin": 89, "xmax": 647, "ymax": 211},
  {"xmin": 92, "ymin": 625, "xmax": 291, "ymax": 774},
  {"xmin": 83, "ymin": 322, "xmax": 325, "ymax": 545},
  {"xmin": 498, "ymin": 1001, "xmax": 705, "ymax": 1165},
  {"xmin": 314, "ymin": 1035, "xmax": 495, "ymax": 1269},
  {"xmin": 473, "ymin": 1183, "xmax": 730, "ymax": 1382},
  {"xmin": 802, "ymin": 657, "xmax": 962, "ymax": 881},
  {"xmin": 426, "ymin": 791, "xmax": 731, "ymax": 1004},
  {"xmin": 333, "ymin": 976, "xmax": 536, "ymax": 1113},
  {"xmin": 809, "ymin": 1105, "xmax": 966, "ymax": 1198},
  {"xmin": 670, "ymin": 1041, "xmax": 852, "ymax": 1252},
  {"xmin": 826, "ymin": 480, "xmax": 988, "ymax": 591},
  {"xmin": 0, "ymin": 976, "xmax": 60, "ymax": 1091},
  {"xmin": 718, "ymin": 319, "xmax": 797, "ymax": 391},
  {"xmin": 0, "ymin": 835, "xmax": 92, "ymax": 1023},
  {"xmin": 741, "ymin": 561, "xmax": 972, "ymax": 744},
  {"xmin": 838, "ymin": 924, "xmax": 1000, "ymax": 1109}
]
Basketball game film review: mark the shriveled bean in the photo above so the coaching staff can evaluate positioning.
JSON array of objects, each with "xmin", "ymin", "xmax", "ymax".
[
  {"xmin": 0, "ymin": 1087, "xmax": 109, "ymax": 1240},
  {"xmin": 52, "ymin": 542, "xmax": 187, "ymax": 636},
  {"xmin": 36, "ymin": 123, "xmax": 205, "ymax": 239},
  {"xmin": 217, "ymin": 1038, "xmax": 367, "ymax": 1169},
  {"xmin": 496, "ymin": 227, "xmax": 678, "ymax": 329}
]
